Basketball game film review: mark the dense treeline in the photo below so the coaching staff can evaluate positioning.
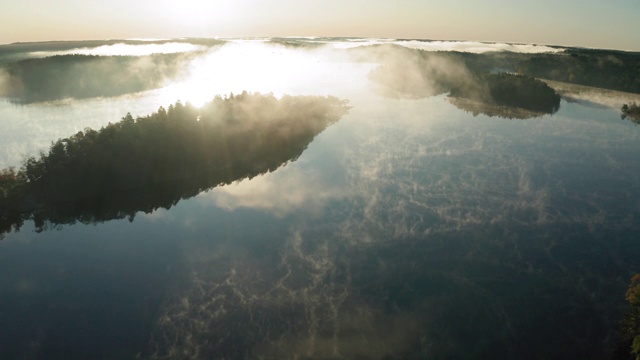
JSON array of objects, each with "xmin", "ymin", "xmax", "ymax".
[
  {"xmin": 366, "ymin": 46, "xmax": 561, "ymax": 118},
  {"xmin": 0, "ymin": 52, "xmax": 198, "ymax": 103},
  {"xmin": 0, "ymin": 93, "xmax": 349, "ymax": 238},
  {"xmin": 452, "ymin": 47, "xmax": 640, "ymax": 94},
  {"xmin": 517, "ymin": 49, "xmax": 640, "ymax": 94},
  {"xmin": 364, "ymin": 45, "xmax": 640, "ymax": 114},
  {"xmin": 449, "ymin": 73, "xmax": 561, "ymax": 115},
  {"xmin": 444, "ymin": 49, "xmax": 640, "ymax": 95},
  {"xmin": 447, "ymin": 98, "xmax": 546, "ymax": 120},
  {"xmin": 4, "ymin": 41, "xmax": 639, "ymax": 104},
  {"xmin": 622, "ymin": 103, "xmax": 640, "ymax": 124},
  {"xmin": 622, "ymin": 274, "xmax": 640, "ymax": 359}
]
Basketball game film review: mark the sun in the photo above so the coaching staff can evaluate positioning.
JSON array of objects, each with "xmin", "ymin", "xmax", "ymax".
[
  {"xmin": 156, "ymin": 0, "xmax": 240, "ymax": 35},
  {"xmin": 156, "ymin": 41, "xmax": 365, "ymax": 108}
]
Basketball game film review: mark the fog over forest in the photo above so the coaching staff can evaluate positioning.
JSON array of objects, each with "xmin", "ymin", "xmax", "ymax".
[{"xmin": 1, "ymin": 38, "xmax": 640, "ymax": 360}]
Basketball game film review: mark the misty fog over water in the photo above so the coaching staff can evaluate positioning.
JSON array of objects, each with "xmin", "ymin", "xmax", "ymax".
[{"xmin": 0, "ymin": 38, "xmax": 639, "ymax": 359}]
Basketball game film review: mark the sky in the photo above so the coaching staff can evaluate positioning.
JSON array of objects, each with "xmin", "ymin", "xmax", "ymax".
[{"xmin": 2, "ymin": 0, "xmax": 639, "ymax": 51}]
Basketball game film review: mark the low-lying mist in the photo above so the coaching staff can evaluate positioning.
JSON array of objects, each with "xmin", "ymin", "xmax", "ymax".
[
  {"xmin": 0, "ymin": 52, "xmax": 202, "ymax": 103},
  {"xmin": 363, "ymin": 46, "xmax": 561, "ymax": 118},
  {"xmin": 0, "ymin": 38, "xmax": 638, "ymax": 119},
  {"xmin": 2, "ymin": 38, "xmax": 640, "ymax": 360},
  {"xmin": 0, "ymin": 93, "xmax": 349, "ymax": 238}
]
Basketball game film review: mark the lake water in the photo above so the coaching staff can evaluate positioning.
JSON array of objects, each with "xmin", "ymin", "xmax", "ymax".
[{"xmin": 1, "ymin": 39, "xmax": 639, "ymax": 359}]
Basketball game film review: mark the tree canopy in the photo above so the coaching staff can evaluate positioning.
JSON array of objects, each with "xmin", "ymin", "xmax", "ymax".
[
  {"xmin": 0, "ymin": 53, "xmax": 197, "ymax": 103},
  {"xmin": 448, "ymin": 73, "xmax": 561, "ymax": 118},
  {"xmin": 621, "ymin": 103, "xmax": 640, "ymax": 124},
  {"xmin": 623, "ymin": 274, "xmax": 640, "ymax": 359},
  {"xmin": 0, "ymin": 93, "xmax": 349, "ymax": 238}
]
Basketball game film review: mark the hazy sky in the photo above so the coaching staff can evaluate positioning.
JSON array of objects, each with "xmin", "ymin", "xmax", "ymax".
[{"xmin": 2, "ymin": 0, "xmax": 639, "ymax": 51}]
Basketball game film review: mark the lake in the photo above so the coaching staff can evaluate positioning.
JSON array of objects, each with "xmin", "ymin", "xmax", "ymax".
[{"xmin": 1, "ymin": 38, "xmax": 639, "ymax": 359}]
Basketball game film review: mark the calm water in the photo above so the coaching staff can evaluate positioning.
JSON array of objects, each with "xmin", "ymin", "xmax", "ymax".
[{"xmin": 1, "ymin": 39, "xmax": 639, "ymax": 359}]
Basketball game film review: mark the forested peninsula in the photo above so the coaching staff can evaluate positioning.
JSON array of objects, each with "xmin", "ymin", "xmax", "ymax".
[
  {"xmin": 0, "ymin": 93, "xmax": 349, "ymax": 238},
  {"xmin": 365, "ymin": 45, "xmax": 639, "ymax": 119}
]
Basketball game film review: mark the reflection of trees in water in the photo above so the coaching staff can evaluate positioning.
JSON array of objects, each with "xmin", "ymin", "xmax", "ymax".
[
  {"xmin": 0, "ymin": 93, "xmax": 349, "ymax": 238},
  {"xmin": 145, "ymin": 83, "xmax": 638, "ymax": 358},
  {"xmin": 197, "ymin": 224, "xmax": 632, "ymax": 360},
  {"xmin": 448, "ymin": 73, "xmax": 560, "ymax": 119},
  {"xmin": 447, "ymin": 96, "xmax": 547, "ymax": 119},
  {"xmin": 329, "ymin": 116, "xmax": 639, "ymax": 359},
  {"xmin": 149, "ymin": 231, "xmax": 429, "ymax": 359},
  {"xmin": 154, "ymin": 217, "xmax": 615, "ymax": 359}
]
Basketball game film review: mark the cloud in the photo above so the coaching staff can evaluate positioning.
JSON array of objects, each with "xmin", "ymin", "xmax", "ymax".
[
  {"xmin": 0, "ymin": 51, "xmax": 199, "ymax": 103},
  {"xmin": 322, "ymin": 39, "xmax": 562, "ymax": 53},
  {"xmin": 27, "ymin": 42, "xmax": 205, "ymax": 58},
  {"xmin": 201, "ymin": 159, "xmax": 351, "ymax": 218},
  {"xmin": 394, "ymin": 40, "xmax": 562, "ymax": 54}
]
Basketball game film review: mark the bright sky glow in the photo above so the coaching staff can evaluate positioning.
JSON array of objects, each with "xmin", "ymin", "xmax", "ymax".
[
  {"xmin": 2, "ymin": 0, "xmax": 640, "ymax": 51},
  {"xmin": 154, "ymin": 42, "xmax": 371, "ymax": 107}
]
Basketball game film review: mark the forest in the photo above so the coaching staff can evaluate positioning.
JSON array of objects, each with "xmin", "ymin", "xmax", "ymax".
[
  {"xmin": 622, "ymin": 103, "xmax": 640, "ymax": 124},
  {"xmin": 367, "ymin": 47, "xmax": 561, "ymax": 119},
  {"xmin": 0, "ymin": 52, "xmax": 200, "ymax": 103},
  {"xmin": 364, "ymin": 43, "xmax": 640, "ymax": 119},
  {"xmin": 0, "ymin": 93, "xmax": 349, "ymax": 238},
  {"xmin": 2, "ymin": 41, "xmax": 639, "ymax": 105},
  {"xmin": 448, "ymin": 73, "xmax": 561, "ymax": 118},
  {"xmin": 516, "ymin": 49, "xmax": 640, "ymax": 94},
  {"xmin": 443, "ymin": 47, "xmax": 640, "ymax": 94}
]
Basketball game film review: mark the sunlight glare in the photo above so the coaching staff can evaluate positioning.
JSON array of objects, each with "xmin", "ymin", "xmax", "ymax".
[
  {"xmin": 158, "ymin": 0, "xmax": 240, "ymax": 31},
  {"xmin": 161, "ymin": 42, "xmax": 371, "ymax": 107}
]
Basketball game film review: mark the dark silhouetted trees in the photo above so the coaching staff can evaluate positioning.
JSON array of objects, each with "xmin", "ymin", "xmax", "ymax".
[
  {"xmin": 366, "ymin": 46, "xmax": 640, "ymax": 112},
  {"xmin": 622, "ymin": 274, "xmax": 640, "ymax": 360},
  {"xmin": 0, "ymin": 53, "xmax": 197, "ymax": 103},
  {"xmin": 448, "ymin": 73, "xmax": 561, "ymax": 118},
  {"xmin": 0, "ymin": 93, "xmax": 349, "ymax": 238},
  {"xmin": 622, "ymin": 103, "xmax": 640, "ymax": 124},
  {"xmin": 517, "ymin": 49, "xmax": 640, "ymax": 94},
  {"xmin": 365, "ymin": 48, "xmax": 561, "ymax": 119}
]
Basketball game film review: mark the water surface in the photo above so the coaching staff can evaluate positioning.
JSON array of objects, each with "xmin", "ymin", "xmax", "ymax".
[{"xmin": 1, "ymin": 38, "xmax": 639, "ymax": 359}]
